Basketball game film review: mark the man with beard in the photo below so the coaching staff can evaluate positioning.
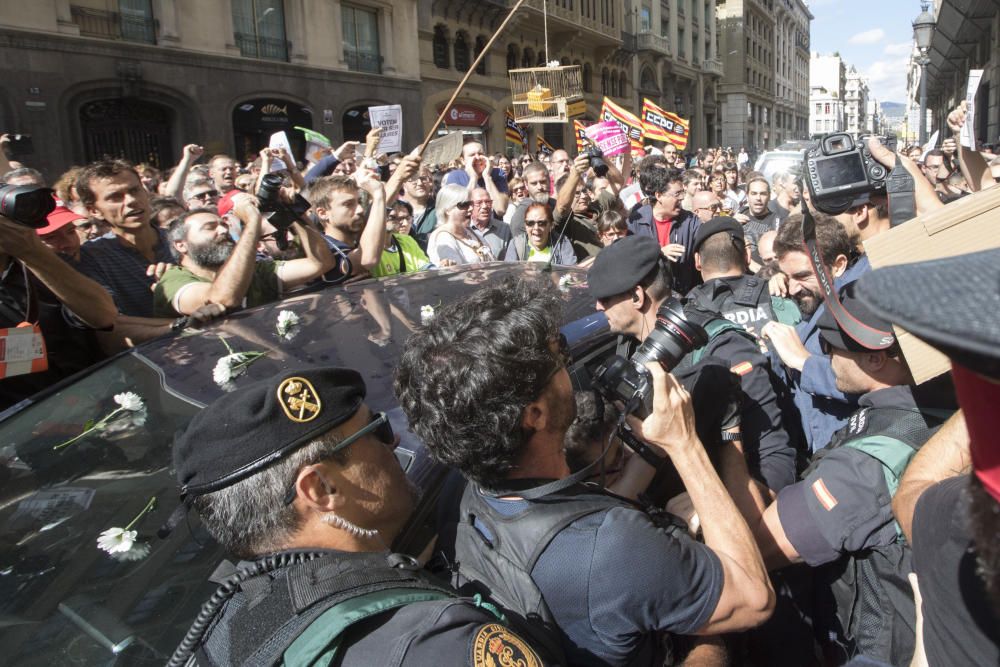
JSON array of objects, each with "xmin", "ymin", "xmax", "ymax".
[
  {"xmin": 171, "ymin": 366, "xmax": 547, "ymax": 666},
  {"xmin": 760, "ymin": 213, "xmax": 865, "ymax": 452},
  {"xmin": 152, "ymin": 195, "xmax": 334, "ymax": 317},
  {"xmin": 307, "ymin": 172, "xmax": 387, "ymax": 283}
]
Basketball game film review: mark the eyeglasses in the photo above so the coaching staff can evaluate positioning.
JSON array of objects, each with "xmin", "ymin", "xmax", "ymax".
[
  {"xmin": 281, "ymin": 411, "xmax": 395, "ymax": 505},
  {"xmin": 698, "ymin": 203, "xmax": 723, "ymax": 211},
  {"xmin": 665, "ymin": 190, "xmax": 684, "ymax": 198},
  {"xmin": 192, "ymin": 190, "xmax": 219, "ymax": 200},
  {"xmin": 454, "ymin": 201, "xmax": 473, "ymax": 210},
  {"xmin": 473, "ymin": 199, "xmax": 493, "ymax": 207},
  {"xmin": 524, "ymin": 219, "xmax": 550, "ymax": 228},
  {"xmin": 406, "ymin": 175, "xmax": 430, "ymax": 184}
]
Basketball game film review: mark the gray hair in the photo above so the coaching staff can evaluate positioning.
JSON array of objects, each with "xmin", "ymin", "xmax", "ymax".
[
  {"xmin": 435, "ymin": 183, "xmax": 470, "ymax": 223},
  {"xmin": 183, "ymin": 178, "xmax": 215, "ymax": 203},
  {"xmin": 191, "ymin": 431, "xmax": 349, "ymax": 559},
  {"xmin": 2, "ymin": 167, "xmax": 45, "ymax": 187}
]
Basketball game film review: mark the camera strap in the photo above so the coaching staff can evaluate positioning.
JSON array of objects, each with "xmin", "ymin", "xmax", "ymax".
[
  {"xmin": 801, "ymin": 204, "xmax": 895, "ymax": 350},
  {"xmin": 885, "ymin": 158, "xmax": 916, "ymax": 228}
]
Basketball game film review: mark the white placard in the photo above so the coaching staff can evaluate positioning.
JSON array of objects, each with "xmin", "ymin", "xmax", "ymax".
[
  {"xmin": 268, "ymin": 131, "xmax": 293, "ymax": 171},
  {"xmin": 619, "ymin": 183, "xmax": 644, "ymax": 209},
  {"xmin": 368, "ymin": 104, "xmax": 403, "ymax": 154},
  {"xmin": 960, "ymin": 70, "xmax": 984, "ymax": 149}
]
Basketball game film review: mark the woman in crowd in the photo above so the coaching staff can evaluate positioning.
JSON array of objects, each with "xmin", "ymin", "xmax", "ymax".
[
  {"xmin": 503, "ymin": 202, "xmax": 576, "ymax": 265},
  {"xmin": 426, "ymin": 184, "xmax": 494, "ymax": 266}
]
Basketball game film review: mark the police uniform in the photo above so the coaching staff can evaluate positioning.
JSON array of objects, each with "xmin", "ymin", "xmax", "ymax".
[
  {"xmin": 589, "ymin": 234, "xmax": 799, "ymax": 493},
  {"xmin": 772, "ymin": 296, "xmax": 955, "ymax": 665},
  {"xmin": 168, "ymin": 367, "xmax": 546, "ymax": 667}
]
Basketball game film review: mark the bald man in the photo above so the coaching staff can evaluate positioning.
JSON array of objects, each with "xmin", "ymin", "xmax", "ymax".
[{"xmin": 691, "ymin": 191, "xmax": 722, "ymax": 223}]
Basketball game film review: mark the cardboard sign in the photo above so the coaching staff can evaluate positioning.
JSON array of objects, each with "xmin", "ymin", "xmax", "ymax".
[
  {"xmin": 584, "ymin": 121, "xmax": 629, "ymax": 157},
  {"xmin": 423, "ymin": 131, "xmax": 464, "ymax": 167},
  {"xmin": 268, "ymin": 131, "xmax": 293, "ymax": 171},
  {"xmin": 368, "ymin": 104, "xmax": 403, "ymax": 154},
  {"xmin": 864, "ymin": 184, "xmax": 1000, "ymax": 382},
  {"xmin": 0, "ymin": 323, "xmax": 48, "ymax": 378}
]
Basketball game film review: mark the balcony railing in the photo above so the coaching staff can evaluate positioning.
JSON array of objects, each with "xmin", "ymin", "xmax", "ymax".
[
  {"xmin": 703, "ymin": 59, "xmax": 724, "ymax": 76},
  {"xmin": 636, "ymin": 30, "xmax": 671, "ymax": 56},
  {"xmin": 234, "ymin": 33, "xmax": 290, "ymax": 61},
  {"xmin": 71, "ymin": 5, "xmax": 157, "ymax": 44},
  {"xmin": 344, "ymin": 50, "xmax": 382, "ymax": 74}
]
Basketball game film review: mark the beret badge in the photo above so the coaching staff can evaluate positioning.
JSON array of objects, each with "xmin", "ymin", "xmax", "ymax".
[{"xmin": 278, "ymin": 376, "xmax": 322, "ymax": 423}]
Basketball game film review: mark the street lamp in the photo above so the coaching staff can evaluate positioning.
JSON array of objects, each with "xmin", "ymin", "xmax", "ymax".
[{"xmin": 913, "ymin": 2, "xmax": 935, "ymax": 144}]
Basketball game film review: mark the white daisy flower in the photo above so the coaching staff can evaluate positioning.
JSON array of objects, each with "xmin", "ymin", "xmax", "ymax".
[
  {"xmin": 113, "ymin": 392, "xmax": 144, "ymax": 412},
  {"xmin": 110, "ymin": 541, "xmax": 151, "ymax": 562},
  {"xmin": 97, "ymin": 527, "xmax": 138, "ymax": 554},
  {"xmin": 276, "ymin": 310, "xmax": 300, "ymax": 338},
  {"xmin": 420, "ymin": 305, "xmax": 435, "ymax": 325}
]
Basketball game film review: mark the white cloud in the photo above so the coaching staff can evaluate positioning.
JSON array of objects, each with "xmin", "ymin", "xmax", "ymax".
[
  {"xmin": 849, "ymin": 28, "xmax": 886, "ymax": 45},
  {"xmin": 860, "ymin": 56, "xmax": 910, "ymax": 103},
  {"xmin": 883, "ymin": 42, "xmax": 912, "ymax": 56}
]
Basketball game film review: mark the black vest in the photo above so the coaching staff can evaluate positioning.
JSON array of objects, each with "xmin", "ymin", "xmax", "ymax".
[
  {"xmin": 805, "ymin": 405, "xmax": 951, "ymax": 665},
  {"xmin": 687, "ymin": 274, "xmax": 793, "ymax": 335}
]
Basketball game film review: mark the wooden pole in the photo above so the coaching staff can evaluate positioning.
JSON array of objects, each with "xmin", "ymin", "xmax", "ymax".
[{"xmin": 417, "ymin": 0, "xmax": 530, "ymax": 156}]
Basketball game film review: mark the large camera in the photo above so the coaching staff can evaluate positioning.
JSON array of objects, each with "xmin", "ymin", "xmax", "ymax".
[
  {"xmin": 0, "ymin": 184, "xmax": 56, "ymax": 228},
  {"xmin": 804, "ymin": 133, "xmax": 896, "ymax": 214},
  {"xmin": 581, "ymin": 146, "xmax": 609, "ymax": 177},
  {"xmin": 255, "ymin": 173, "xmax": 311, "ymax": 249},
  {"xmin": 592, "ymin": 298, "xmax": 708, "ymax": 418}
]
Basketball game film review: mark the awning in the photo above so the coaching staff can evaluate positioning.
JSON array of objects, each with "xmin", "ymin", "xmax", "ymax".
[{"xmin": 925, "ymin": 0, "xmax": 996, "ymax": 99}]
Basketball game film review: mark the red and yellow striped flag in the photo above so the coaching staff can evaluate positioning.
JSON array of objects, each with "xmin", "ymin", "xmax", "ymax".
[
  {"xmin": 601, "ymin": 97, "xmax": 644, "ymax": 151},
  {"xmin": 536, "ymin": 136, "xmax": 555, "ymax": 156},
  {"xmin": 641, "ymin": 98, "xmax": 690, "ymax": 150}
]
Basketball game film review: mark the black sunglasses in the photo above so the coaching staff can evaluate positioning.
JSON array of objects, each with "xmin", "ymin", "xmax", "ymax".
[
  {"xmin": 282, "ymin": 411, "xmax": 394, "ymax": 505},
  {"xmin": 454, "ymin": 201, "xmax": 473, "ymax": 210}
]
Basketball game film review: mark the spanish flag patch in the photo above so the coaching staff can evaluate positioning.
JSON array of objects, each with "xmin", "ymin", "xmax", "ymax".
[
  {"xmin": 812, "ymin": 478, "xmax": 838, "ymax": 511},
  {"xmin": 730, "ymin": 361, "xmax": 753, "ymax": 376}
]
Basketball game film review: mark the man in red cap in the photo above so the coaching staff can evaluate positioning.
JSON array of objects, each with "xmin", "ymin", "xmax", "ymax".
[{"xmin": 37, "ymin": 206, "xmax": 84, "ymax": 263}]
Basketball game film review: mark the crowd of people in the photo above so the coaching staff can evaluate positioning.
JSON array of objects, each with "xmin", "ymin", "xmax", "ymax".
[{"xmin": 2, "ymin": 98, "xmax": 998, "ymax": 667}]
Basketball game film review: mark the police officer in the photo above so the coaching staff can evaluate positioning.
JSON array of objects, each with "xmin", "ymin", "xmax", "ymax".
[
  {"xmin": 590, "ymin": 235, "xmax": 798, "ymax": 495},
  {"xmin": 722, "ymin": 290, "xmax": 956, "ymax": 665},
  {"xmin": 168, "ymin": 366, "xmax": 545, "ymax": 667},
  {"xmin": 686, "ymin": 216, "xmax": 801, "ymax": 337}
]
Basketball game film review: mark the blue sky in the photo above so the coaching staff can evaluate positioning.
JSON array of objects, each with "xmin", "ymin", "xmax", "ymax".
[{"xmin": 809, "ymin": 0, "xmax": 922, "ymax": 104}]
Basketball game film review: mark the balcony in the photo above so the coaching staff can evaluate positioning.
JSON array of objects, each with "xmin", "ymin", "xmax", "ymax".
[
  {"xmin": 703, "ymin": 59, "xmax": 724, "ymax": 77},
  {"xmin": 71, "ymin": 5, "xmax": 157, "ymax": 44},
  {"xmin": 636, "ymin": 30, "xmax": 671, "ymax": 57},
  {"xmin": 235, "ymin": 32, "xmax": 289, "ymax": 61}
]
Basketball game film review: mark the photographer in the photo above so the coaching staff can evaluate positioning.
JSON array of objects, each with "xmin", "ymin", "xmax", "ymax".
[
  {"xmin": 551, "ymin": 154, "xmax": 607, "ymax": 261},
  {"xmin": 395, "ymin": 276, "xmax": 773, "ymax": 665},
  {"xmin": 590, "ymin": 236, "xmax": 799, "ymax": 496},
  {"xmin": 0, "ymin": 209, "xmax": 116, "ymax": 409},
  {"xmin": 152, "ymin": 193, "xmax": 333, "ymax": 317}
]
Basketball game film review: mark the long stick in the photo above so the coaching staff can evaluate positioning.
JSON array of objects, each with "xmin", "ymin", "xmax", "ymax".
[{"xmin": 417, "ymin": 0, "xmax": 530, "ymax": 156}]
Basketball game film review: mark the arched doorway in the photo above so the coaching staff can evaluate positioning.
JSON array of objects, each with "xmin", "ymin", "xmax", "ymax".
[
  {"xmin": 79, "ymin": 98, "xmax": 174, "ymax": 167},
  {"xmin": 232, "ymin": 98, "xmax": 312, "ymax": 164},
  {"xmin": 341, "ymin": 105, "xmax": 373, "ymax": 142}
]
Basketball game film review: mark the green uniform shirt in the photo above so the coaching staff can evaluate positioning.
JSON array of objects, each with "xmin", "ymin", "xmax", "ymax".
[{"xmin": 153, "ymin": 261, "xmax": 282, "ymax": 317}]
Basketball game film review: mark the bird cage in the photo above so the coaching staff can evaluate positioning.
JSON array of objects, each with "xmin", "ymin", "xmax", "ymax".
[{"xmin": 509, "ymin": 65, "xmax": 585, "ymax": 123}]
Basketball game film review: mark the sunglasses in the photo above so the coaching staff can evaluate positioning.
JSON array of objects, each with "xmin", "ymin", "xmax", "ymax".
[
  {"xmin": 282, "ymin": 411, "xmax": 395, "ymax": 505},
  {"xmin": 454, "ymin": 201, "xmax": 473, "ymax": 210},
  {"xmin": 524, "ymin": 219, "xmax": 550, "ymax": 228},
  {"xmin": 192, "ymin": 190, "xmax": 219, "ymax": 200}
]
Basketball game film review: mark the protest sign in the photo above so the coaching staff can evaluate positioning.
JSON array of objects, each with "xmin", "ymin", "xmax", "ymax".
[
  {"xmin": 423, "ymin": 131, "xmax": 464, "ymax": 166},
  {"xmin": 368, "ymin": 104, "xmax": 403, "ymax": 153},
  {"xmin": 960, "ymin": 70, "xmax": 984, "ymax": 149},
  {"xmin": 268, "ymin": 131, "xmax": 293, "ymax": 171},
  {"xmin": 584, "ymin": 121, "xmax": 629, "ymax": 157}
]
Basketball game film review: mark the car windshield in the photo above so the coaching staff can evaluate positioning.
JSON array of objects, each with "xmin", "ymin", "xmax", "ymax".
[{"xmin": 0, "ymin": 264, "xmax": 611, "ymax": 664}]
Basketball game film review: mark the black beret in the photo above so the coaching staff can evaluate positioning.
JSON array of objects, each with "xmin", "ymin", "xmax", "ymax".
[
  {"xmin": 818, "ymin": 289, "xmax": 895, "ymax": 353},
  {"xmin": 174, "ymin": 366, "xmax": 366, "ymax": 498},
  {"xmin": 692, "ymin": 216, "xmax": 745, "ymax": 253},
  {"xmin": 588, "ymin": 235, "xmax": 663, "ymax": 300}
]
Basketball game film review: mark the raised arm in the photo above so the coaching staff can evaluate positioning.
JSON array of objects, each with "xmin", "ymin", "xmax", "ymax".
[
  {"xmin": 163, "ymin": 144, "xmax": 204, "ymax": 201},
  {"xmin": 276, "ymin": 221, "xmax": 336, "ymax": 288},
  {"xmin": 0, "ymin": 217, "xmax": 116, "ymax": 329},
  {"xmin": 350, "ymin": 170, "xmax": 387, "ymax": 272},
  {"xmin": 554, "ymin": 155, "xmax": 587, "ymax": 220}
]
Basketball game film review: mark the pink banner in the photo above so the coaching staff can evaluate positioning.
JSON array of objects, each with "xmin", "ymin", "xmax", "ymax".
[{"xmin": 584, "ymin": 121, "xmax": 629, "ymax": 157}]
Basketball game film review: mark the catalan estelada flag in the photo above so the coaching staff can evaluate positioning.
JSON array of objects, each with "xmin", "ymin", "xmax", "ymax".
[
  {"xmin": 505, "ymin": 110, "xmax": 527, "ymax": 150},
  {"xmin": 641, "ymin": 98, "xmax": 690, "ymax": 150},
  {"xmin": 573, "ymin": 120, "xmax": 593, "ymax": 153},
  {"xmin": 536, "ymin": 136, "xmax": 555, "ymax": 156},
  {"xmin": 601, "ymin": 97, "xmax": 644, "ymax": 151}
]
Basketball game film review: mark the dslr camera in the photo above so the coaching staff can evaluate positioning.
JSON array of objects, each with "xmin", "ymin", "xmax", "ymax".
[
  {"xmin": 803, "ymin": 133, "xmax": 897, "ymax": 214},
  {"xmin": 0, "ymin": 184, "xmax": 55, "ymax": 228},
  {"xmin": 591, "ymin": 297, "xmax": 707, "ymax": 418},
  {"xmin": 255, "ymin": 173, "xmax": 311, "ymax": 249},
  {"xmin": 580, "ymin": 145, "xmax": 609, "ymax": 177}
]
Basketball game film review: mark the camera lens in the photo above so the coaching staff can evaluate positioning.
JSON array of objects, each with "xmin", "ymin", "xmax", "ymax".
[{"xmin": 631, "ymin": 298, "xmax": 708, "ymax": 371}]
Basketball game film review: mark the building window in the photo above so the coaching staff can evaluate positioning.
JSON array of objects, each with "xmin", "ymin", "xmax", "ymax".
[
  {"xmin": 601, "ymin": 67, "xmax": 609, "ymax": 95},
  {"xmin": 434, "ymin": 26, "xmax": 450, "ymax": 69},
  {"xmin": 522, "ymin": 48, "xmax": 535, "ymax": 68},
  {"xmin": 583, "ymin": 62, "xmax": 593, "ymax": 93},
  {"xmin": 454, "ymin": 32, "xmax": 470, "ymax": 72},
  {"xmin": 342, "ymin": 4, "xmax": 381, "ymax": 73},
  {"xmin": 641, "ymin": 5, "xmax": 651, "ymax": 31},
  {"xmin": 824, "ymin": 103, "xmax": 830, "ymax": 114},
  {"xmin": 474, "ymin": 35, "xmax": 488, "ymax": 74},
  {"xmin": 232, "ymin": 0, "xmax": 288, "ymax": 61},
  {"xmin": 619, "ymin": 71, "xmax": 627, "ymax": 96},
  {"xmin": 72, "ymin": 0, "xmax": 157, "ymax": 44}
]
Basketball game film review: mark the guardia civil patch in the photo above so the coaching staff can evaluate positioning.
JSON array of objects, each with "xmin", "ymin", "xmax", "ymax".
[
  {"xmin": 276, "ymin": 376, "xmax": 322, "ymax": 423},
  {"xmin": 471, "ymin": 623, "xmax": 542, "ymax": 667}
]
